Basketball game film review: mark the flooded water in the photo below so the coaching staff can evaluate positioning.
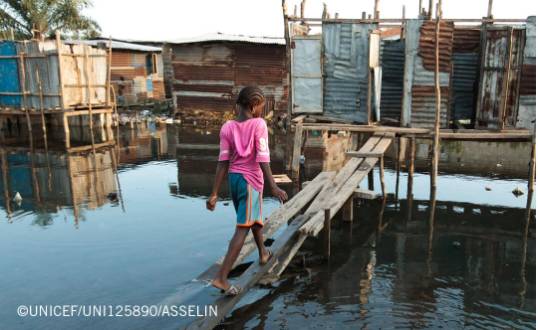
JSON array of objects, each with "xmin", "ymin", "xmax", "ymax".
[{"xmin": 0, "ymin": 123, "xmax": 535, "ymax": 329}]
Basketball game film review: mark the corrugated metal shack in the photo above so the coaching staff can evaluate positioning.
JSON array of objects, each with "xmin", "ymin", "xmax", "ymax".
[
  {"xmin": 71, "ymin": 39, "xmax": 166, "ymax": 106},
  {"xmin": 167, "ymin": 33, "xmax": 288, "ymax": 119},
  {"xmin": 287, "ymin": 16, "xmax": 535, "ymax": 130}
]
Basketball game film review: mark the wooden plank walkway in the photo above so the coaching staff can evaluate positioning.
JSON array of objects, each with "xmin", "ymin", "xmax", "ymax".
[{"xmin": 185, "ymin": 133, "xmax": 393, "ymax": 329}]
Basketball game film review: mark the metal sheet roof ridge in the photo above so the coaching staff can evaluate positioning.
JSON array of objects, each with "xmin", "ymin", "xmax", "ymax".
[
  {"xmin": 65, "ymin": 39, "xmax": 162, "ymax": 52},
  {"xmin": 166, "ymin": 32, "xmax": 285, "ymax": 45}
]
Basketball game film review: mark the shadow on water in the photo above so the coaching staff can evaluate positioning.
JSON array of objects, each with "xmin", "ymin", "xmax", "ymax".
[{"xmin": 0, "ymin": 123, "xmax": 535, "ymax": 329}]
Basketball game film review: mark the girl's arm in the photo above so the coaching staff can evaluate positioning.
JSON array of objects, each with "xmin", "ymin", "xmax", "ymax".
[
  {"xmin": 206, "ymin": 160, "xmax": 229, "ymax": 211},
  {"xmin": 260, "ymin": 162, "xmax": 288, "ymax": 202}
]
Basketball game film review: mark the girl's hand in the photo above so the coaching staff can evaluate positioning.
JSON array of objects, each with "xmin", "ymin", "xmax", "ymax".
[
  {"xmin": 206, "ymin": 194, "xmax": 218, "ymax": 211},
  {"xmin": 271, "ymin": 186, "xmax": 288, "ymax": 203}
]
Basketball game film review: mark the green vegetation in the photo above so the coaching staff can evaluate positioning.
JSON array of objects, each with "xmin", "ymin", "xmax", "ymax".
[{"xmin": 0, "ymin": 0, "xmax": 100, "ymax": 40}]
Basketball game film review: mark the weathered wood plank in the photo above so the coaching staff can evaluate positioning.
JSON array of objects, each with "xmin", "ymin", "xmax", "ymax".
[
  {"xmin": 196, "ymin": 171, "xmax": 334, "ymax": 281},
  {"xmin": 291, "ymin": 123, "xmax": 304, "ymax": 180},
  {"xmin": 186, "ymin": 211, "xmax": 317, "ymax": 330},
  {"xmin": 346, "ymin": 151, "xmax": 384, "ymax": 158},
  {"xmin": 354, "ymin": 188, "xmax": 377, "ymax": 199},
  {"xmin": 300, "ymin": 137, "xmax": 393, "ymax": 237}
]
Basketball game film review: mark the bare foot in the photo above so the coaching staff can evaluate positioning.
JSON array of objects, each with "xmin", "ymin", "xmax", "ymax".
[
  {"xmin": 211, "ymin": 278, "xmax": 230, "ymax": 291},
  {"xmin": 259, "ymin": 249, "xmax": 272, "ymax": 265}
]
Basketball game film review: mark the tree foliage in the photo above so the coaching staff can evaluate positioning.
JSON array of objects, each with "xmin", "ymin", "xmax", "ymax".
[{"xmin": 0, "ymin": 0, "xmax": 100, "ymax": 40}]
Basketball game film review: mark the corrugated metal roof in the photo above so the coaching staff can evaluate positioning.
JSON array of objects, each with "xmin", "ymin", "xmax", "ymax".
[
  {"xmin": 167, "ymin": 32, "xmax": 285, "ymax": 45},
  {"xmin": 66, "ymin": 39, "xmax": 162, "ymax": 52}
]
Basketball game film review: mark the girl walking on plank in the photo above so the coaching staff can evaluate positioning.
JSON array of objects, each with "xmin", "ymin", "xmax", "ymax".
[{"xmin": 206, "ymin": 86, "xmax": 288, "ymax": 296}]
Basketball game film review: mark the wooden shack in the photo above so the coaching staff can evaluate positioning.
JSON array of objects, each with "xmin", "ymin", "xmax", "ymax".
[
  {"xmin": 165, "ymin": 33, "xmax": 288, "ymax": 120},
  {"xmin": 71, "ymin": 39, "xmax": 165, "ymax": 106}
]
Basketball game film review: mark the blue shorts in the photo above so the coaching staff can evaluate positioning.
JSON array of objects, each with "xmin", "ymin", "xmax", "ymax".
[{"xmin": 228, "ymin": 173, "xmax": 263, "ymax": 228}]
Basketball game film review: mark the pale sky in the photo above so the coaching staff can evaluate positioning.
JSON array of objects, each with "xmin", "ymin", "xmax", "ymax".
[{"xmin": 85, "ymin": 0, "xmax": 536, "ymax": 41}]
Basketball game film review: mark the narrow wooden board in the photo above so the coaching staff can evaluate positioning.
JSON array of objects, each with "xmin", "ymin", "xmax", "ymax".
[{"xmin": 291, "ymin": 123, "xmax": 304, "ymax": 180}]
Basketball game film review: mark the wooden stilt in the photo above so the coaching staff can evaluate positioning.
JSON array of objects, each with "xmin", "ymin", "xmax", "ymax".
[
  {"xmin": 431, "ymin": 0, "xmax": 442, "ymax": 198},
  {"xmin": 520, "ymin": 140, "xmax": 534, "ymax": 308},
  {"xmin": 407, "ymin": 137, "xmax": 416, "ymax": 222},
  {"xmin": 63, "ymin": 113, "xmax": 70, "ymax": 148},
  {"xmin": 367, "ymin": 69, "xmax": 372, "ymax": 125},
  {"xmin": 342, "ymin": 197, "xmax": 354, "ymax": 222},
  {"xmin": 379, "ymin": 155, "xmax": 386, "ymax": 197},
  {"xmin": 0, "ymin": 148, "xmax": 12, "ymax": 217},
  {"xmin": 36, "ymin": 69, "xmax": 52, "ymax": 191},
  {"xmin": 324, "ymin": 208, "xmax": 331, "ymax": 258},
  {"xmin": 291, "ymin": 123, "xmax": 304, "ymax": 181},
  {"xmin": 395, "ymin": 137, "xmax": 401, "ymax": 201},
  {"xmin": 83, "ymin": 46, "xmax": 96, "ymax": 153}
]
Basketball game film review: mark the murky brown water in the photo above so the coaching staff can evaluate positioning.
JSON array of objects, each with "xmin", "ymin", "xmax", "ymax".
[{"xmin": 0, "ymin": 122, "xmax": 535, "ymax": 329}]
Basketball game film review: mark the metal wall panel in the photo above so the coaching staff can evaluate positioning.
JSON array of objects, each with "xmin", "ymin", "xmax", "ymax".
[
  {"xmin": 380, "ymin": 38, "xmax": 404, "ymax": 123},
  {"xmin": 451, "ymin": 28, "xmax": 481, "ymax": 123},
  {"xmin": 0, "ymin": 41, "xmax": 21, "ymax": 107},
  {"xmin": 476, "ymin": 26, "xmax": 526, "ymax": 128},
  {"xmin": 402, "ymin": 20, "xmax": 454, "ymax": 128},
  {"xmin": 170, "ymin": 42, "xmax": 287, "ymax": 116},
  {"xmin": 323, "ymin": 23, "xmax": 377, "ymax": 123},
  {"xmin": 517, "ymin": 16, "xmax": 536, "ymax": 130},
  {"xmin": 291, "ymin": 36, "xmax": 323, "ymax": 113}
]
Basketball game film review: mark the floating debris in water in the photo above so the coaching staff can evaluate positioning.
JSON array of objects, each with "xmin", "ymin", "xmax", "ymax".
[
  {"xmin": 223, "ymin": 202, "xmax": 230, "ymax": 206},
  {"xmin": 107, "ymin": 192, "xmax": 118, "ymax": 202},
  {"xmin": 13, "ymin": 192, "xmax": 22, "ymax": 205},
  {"xmin": 496, "ymin": 162, "xmax": 503, "ymax": 167},
  {"xmin": 485, "ymin": 186, "xmax": 492, "ymax": 191},
  {"xmin": 452, "ymin": 241, "xmax": 461, "ymax": 248},
  {"xmin": 512, "ymin": 186, "xmax": 525, "ymax": 197}
]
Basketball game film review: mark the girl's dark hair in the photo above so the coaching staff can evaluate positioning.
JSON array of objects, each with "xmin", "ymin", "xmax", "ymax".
[{"xmin": 236, "ymin": 86, "xmax": 265, "ymax": 110}]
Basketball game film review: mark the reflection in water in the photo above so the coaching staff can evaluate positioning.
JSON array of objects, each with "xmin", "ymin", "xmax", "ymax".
[
  {"xmin": 222, "ymin": 197, "xmax": 536, "ymax": 329},
  {"xmin": 0, "ymin": 123, "xmax": 535, "ymax": 330}
]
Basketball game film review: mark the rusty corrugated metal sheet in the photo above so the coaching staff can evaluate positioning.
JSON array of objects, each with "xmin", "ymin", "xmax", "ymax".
[
  {"xmin": 170, "ymin": 42, "xmax": 287, "ymax": 117},
  {"xmin": 517, "ymin": 16, "xmax": 536, "ymax": 130},
  {"xmin": 323, "ymin": 23, "xmax": 378, "ymax": 123},
  {"xmin": 402, "ymin": 19, "xmax": 454, "ymax": 128},
  {"xmin": 451, "ymin": 28, "xmax": 481, "ymax": 123},
  {"xmin": 380, "ymin": 38, "xmax": 404, "ymax": 123},
  {"xmin": 476, "ymin": 26, "xmax": 525, "ymax": 128}
]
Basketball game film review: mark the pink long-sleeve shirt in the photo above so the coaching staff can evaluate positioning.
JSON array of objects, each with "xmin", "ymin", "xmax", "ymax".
[{"xmin": 218, "ymin": 118, "xmax": 270, "ymax": 192}]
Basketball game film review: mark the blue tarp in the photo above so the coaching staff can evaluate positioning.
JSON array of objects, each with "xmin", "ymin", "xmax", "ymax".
[{"xmin": 0, "ymin": 41, "xmax": 21, "ymax": 107}]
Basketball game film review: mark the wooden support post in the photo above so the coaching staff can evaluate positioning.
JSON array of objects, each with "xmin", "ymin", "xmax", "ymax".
[
  {"xmin": 431, "ymin": 0, "xmax": 442, "ymax": 197},
  {"xmin": 368, "ymin": 170, "xmax": 374, "ymax": 190},
  {"xmin": 407, "ymin": 137, "xmax": 416, "ymax": 222},
  {"xmin": 379, "ymin": 155, "xmax": 386, "ymax": 197},
  {"xmin": 428, "ymin": 0, "xmax": 434, "ymax": 19},
  {"xmin": 419, "ymin": 0, "xmax": 423, "ymax": 16},
  {"xmin": 83, "ymin": 46, "xmax": 96, "ymax": 153},
  {"xmin": 291, "ymin": 123, "xmax": 304, "ymax": 180},
  {"xmin": 528, "ymin": 139, "xmax": 535, "ymax": 194},
  {"xmin": 342, "ymin": 197, "xmax": 354, "ymax": 222},
  {"xmin": 487, "ymin": 0, "xmax": 493, "ymax": 19},
  {"xmin": 0, "ymin": 148, "xmax": 12, "ymax": 217},
  {"xmin": 106, "ymin": 38, "xmax": 112, "ymax": 106},
  {"xmin": 374, "ymin": 0, "xmax": 380, "ymax": 19},
  {"xmin": 367, "ymin": 68, "xmax": 372, "ymax": 125},
  {"xmin": 282, "ymin": 0, "xmax": 292, "ymax": 128},
  {"xmin": 63, "ymin": 113, "xmax": 70, "ymax": 148},
  {"xmin": 324, "ymin": 208, "xmax": 331, "ymax": 258},
  {"xmin": 36, "ymin": 69, "xmax": 52, "ymax": 192},
  {"xmin": 55, "ymin": 31, "xmax": 66, "ymax": 110},
  {"xmin": 395, "ymin": 137, "xmax": 401, "ymax": 201}
]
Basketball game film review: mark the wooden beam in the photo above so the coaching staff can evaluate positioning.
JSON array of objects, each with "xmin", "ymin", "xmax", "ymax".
[
  {"xmin": 354, "ymin": 188, "xmax": 377, "ymax": 199},
  {"xmin": 324, "ymin": 208, "xmax": 331, "ymax": 257},
  {"xmin": 291, "ymin": 123, "xmax": 304, "ymax": 180},
  {"xmin": 342, "ymin": 197, "xmax": 354, "ymax": 221},
  {"xmin": 346, "ymin": 150, "xmax": 384, "ymax": 158}
]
